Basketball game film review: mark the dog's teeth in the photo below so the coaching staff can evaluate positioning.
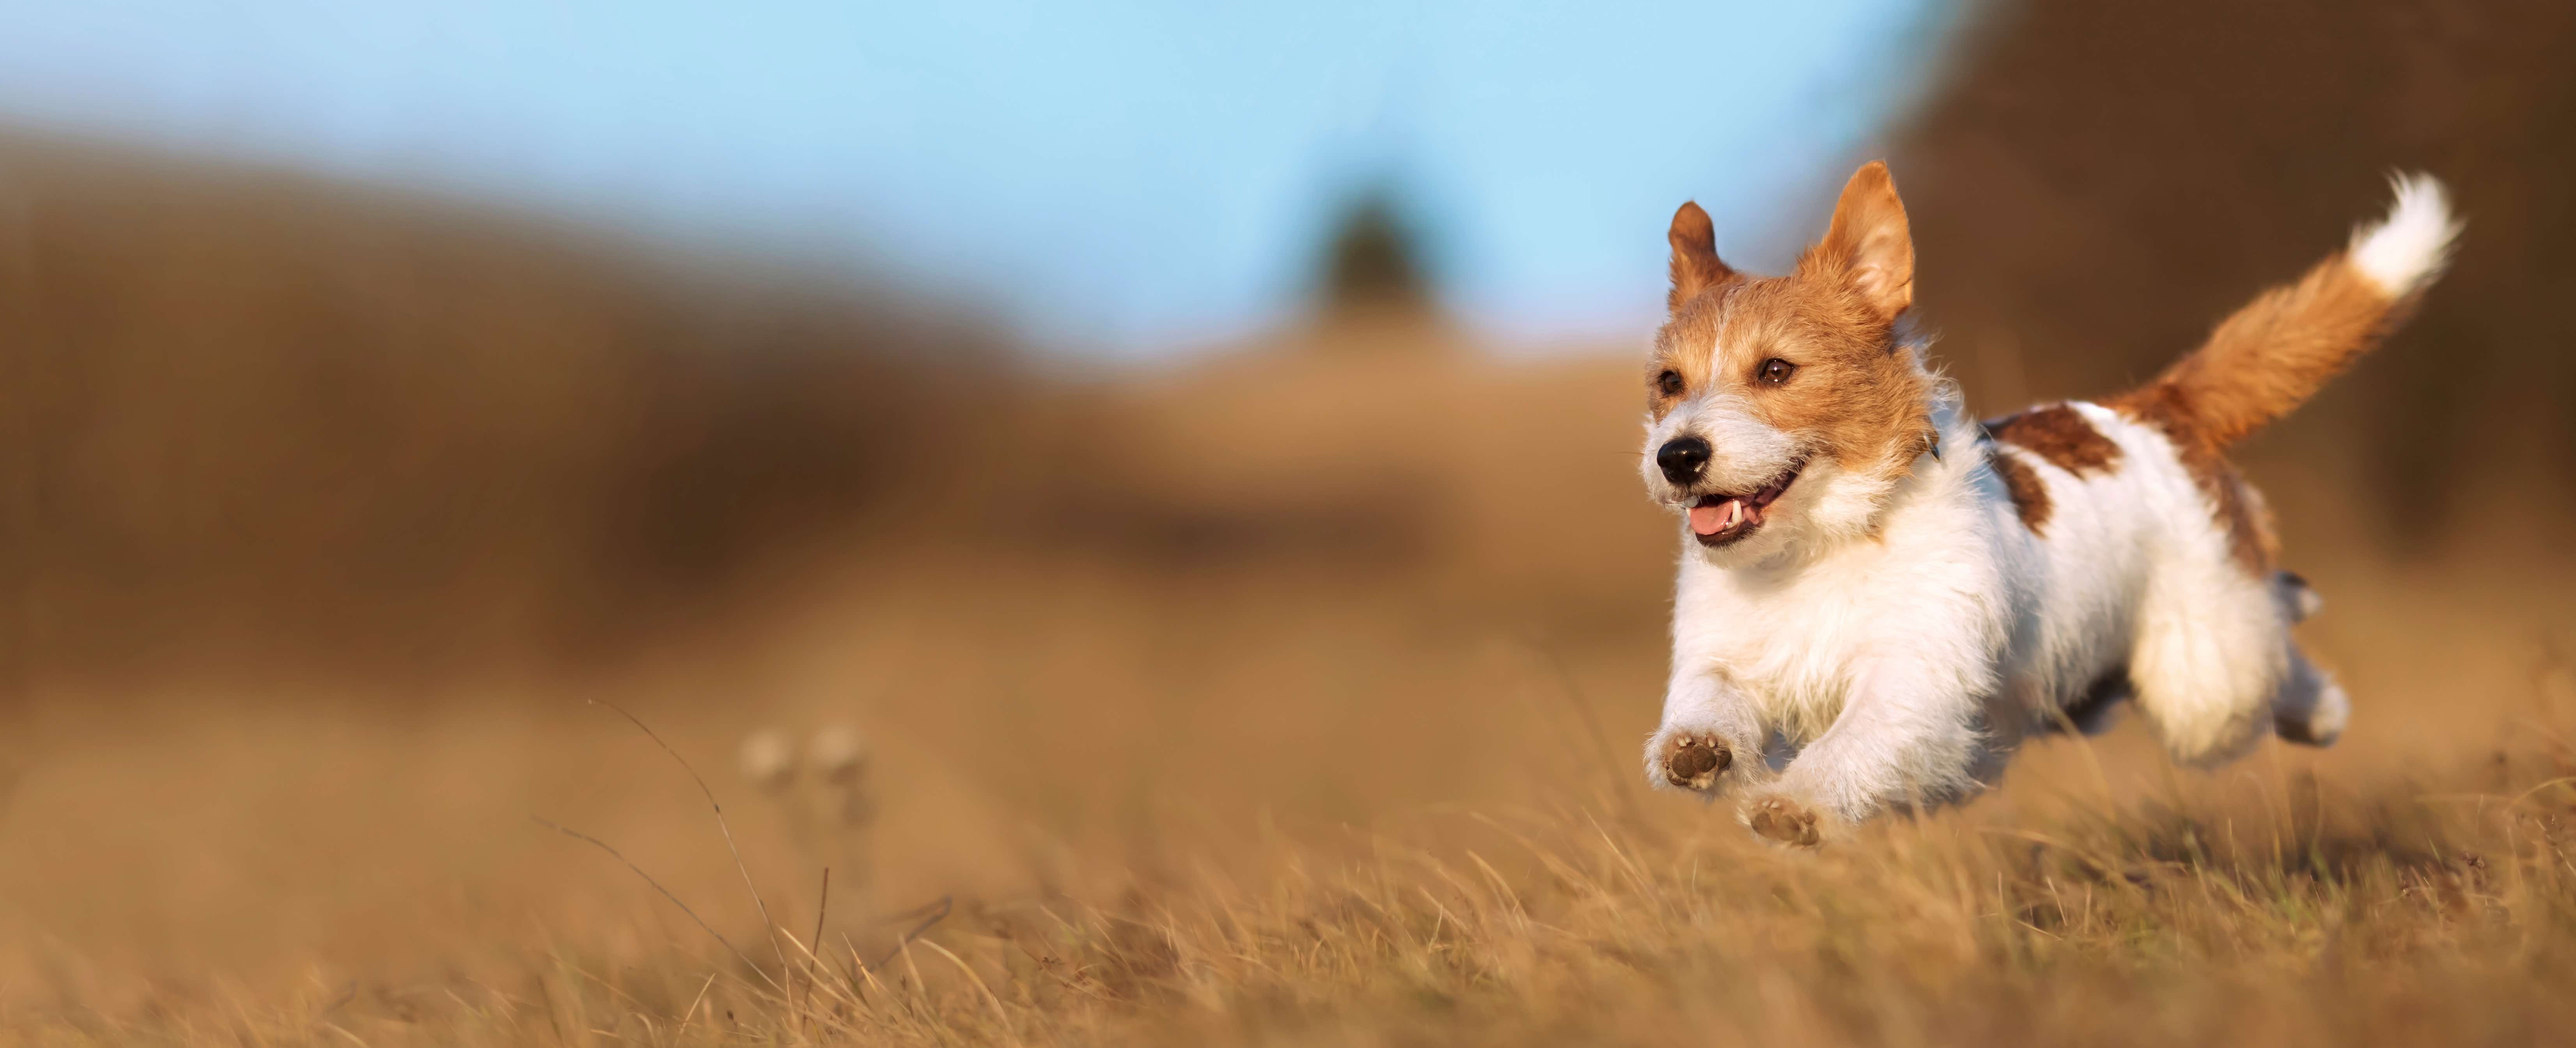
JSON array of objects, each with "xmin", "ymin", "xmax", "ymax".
[{"xmin": 1727, "ymin": 501, "xmax": 1743, "ymax": 527}]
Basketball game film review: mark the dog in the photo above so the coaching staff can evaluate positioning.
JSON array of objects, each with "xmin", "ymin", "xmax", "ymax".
[{"xmin": 1638, "ymin": 162, "xmax": 2458, "ymax": 846}]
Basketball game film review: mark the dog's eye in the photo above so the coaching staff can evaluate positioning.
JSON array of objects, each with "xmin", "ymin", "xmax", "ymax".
[
  {"xmin": 1655, "ymin": 369, "xmax": 1686, "ymax": 397},
  {"xmin": 1757, "ymin": 358, "xmax": 1796, "ymax": 385}
]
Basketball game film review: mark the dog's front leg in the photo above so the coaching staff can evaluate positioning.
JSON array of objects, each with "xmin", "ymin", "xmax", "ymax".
[
  {"xmin": 1643, "ymin": 665, "xmax": 1764, "ymax": 797},
  {"xmin": 1739, "ymin": 660, "xmax": 1987, "ymax": 847}
]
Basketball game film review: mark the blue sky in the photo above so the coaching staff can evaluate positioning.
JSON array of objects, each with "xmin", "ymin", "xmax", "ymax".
[{"xmin": 0, "ymin": 0, "xmax": 1961, "ymax": 354}]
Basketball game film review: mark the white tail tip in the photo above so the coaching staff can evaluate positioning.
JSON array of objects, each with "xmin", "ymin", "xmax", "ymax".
[{"xmin": 2349, "ymin": 172, "xmax": 2461, "ymax": 297}]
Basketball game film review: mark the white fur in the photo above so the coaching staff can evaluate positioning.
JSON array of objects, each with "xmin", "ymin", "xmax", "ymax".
[{"xmin": 2350, "ymin": 173, "xmax": 2459, "ymax": 298}]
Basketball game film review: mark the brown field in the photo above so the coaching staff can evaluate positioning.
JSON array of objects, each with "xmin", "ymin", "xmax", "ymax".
[
  {"xmin": 7, "ymin": 330, "xmax": 2576, "ymax": 1044},
  {"xmin": 8, "ymin": 2, "xmax": 2576, "ymax": 1043}
]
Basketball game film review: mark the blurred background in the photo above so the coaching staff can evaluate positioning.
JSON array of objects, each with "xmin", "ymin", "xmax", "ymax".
[{"xmin": 3, "ymin": 0, "xmax": 2572, "ymax": 1014}]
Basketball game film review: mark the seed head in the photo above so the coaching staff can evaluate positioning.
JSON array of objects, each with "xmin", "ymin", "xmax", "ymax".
[
  {"xmin": 738, "ymin": 728, "xmax": 798, "ymax": 792},
  {"xmin": 809, "ymin": 723, "xmax": 867, "ymax": 785}
]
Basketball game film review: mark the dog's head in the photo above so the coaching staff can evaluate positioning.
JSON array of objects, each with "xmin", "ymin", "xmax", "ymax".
[{"xmin": 1640, "ymin": 161, "xmax": 1937, "ymax": 563}]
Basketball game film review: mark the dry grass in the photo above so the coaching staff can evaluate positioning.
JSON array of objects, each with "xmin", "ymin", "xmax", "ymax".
[
  {"xmin": 5, "ymin": 343, "xmax": 2573, "ymax": 1045},
  {"xmin": 7, "ymin": 632, "xmax": 2575, "ymax": 1046}
]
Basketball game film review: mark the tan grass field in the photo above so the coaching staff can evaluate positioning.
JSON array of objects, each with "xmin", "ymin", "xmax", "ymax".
[{"xmin": 8, "ymin": 345, "xmax": 2576, "ymax": 1046}]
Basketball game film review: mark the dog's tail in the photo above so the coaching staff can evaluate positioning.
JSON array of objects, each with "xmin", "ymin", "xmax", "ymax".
[{"xmin": 2116, "ymin": 174, "xmax": 2460, "ymax": 452}]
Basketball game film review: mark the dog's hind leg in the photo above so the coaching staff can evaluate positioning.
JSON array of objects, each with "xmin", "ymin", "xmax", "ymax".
[
  {"xmin": 2126, "ymin": 563, "xmax": 2285, "ymax": 766},
  {"xmin": 2274, "ymin": 570, "xmax": 2324, "ymax": 622},
  {"xmin": 2265, "ymin": 571, "xmax": 2347, "ymax": 746},
  {"xmin": 2271, "ymin": 643, "xmax": 2349, "ymax": 746}
]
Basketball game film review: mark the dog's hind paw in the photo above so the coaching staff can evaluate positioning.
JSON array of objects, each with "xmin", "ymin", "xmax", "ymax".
[
  {"xmin": 1743, "ymin": 794, "xmax": 1823, "ymax": 848},
  {"xmin": 1648, "ymin": 729, "xmax": 1733, "ymax": 794}
]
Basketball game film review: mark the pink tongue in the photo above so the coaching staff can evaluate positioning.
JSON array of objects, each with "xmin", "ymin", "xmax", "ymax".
[{"xmin": 1689, "ymin": 500, "xmax": 1739, "ymax": 536}]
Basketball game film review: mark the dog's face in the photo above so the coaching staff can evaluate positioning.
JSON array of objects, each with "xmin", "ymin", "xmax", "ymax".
[{"xmin": 1640, "ymin": 162, "xmax": 1935, "ymax": 563}]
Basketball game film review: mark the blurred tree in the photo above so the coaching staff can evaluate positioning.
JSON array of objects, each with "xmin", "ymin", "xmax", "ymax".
[{"xmin": 1310, "ymin": 186, "xmax": 1441, "ymax": 329}]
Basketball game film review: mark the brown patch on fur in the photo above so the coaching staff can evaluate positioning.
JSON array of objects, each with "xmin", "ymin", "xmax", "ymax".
[
  {"xmin": 1986, "ymin": 446, "xmax": 2052, "ymax": 534},
  {"xmin": 1648, "ymin": 163, "xmax": 1931, "ymax": 473},
  {"xmin": 1984, "ymin": 405, "xmax": 2122, "ymax": 477},
  {"xmin": 1645, "ymin": 288, "xmax": 1733, "ymax": 418},
  {"xmin": 2218, "ymin": 468, "xmax": 2282, "ymax": 574},
  {"xmin": 2111, "ymin": 390, "xmax": 2279, "ymax": 574}
]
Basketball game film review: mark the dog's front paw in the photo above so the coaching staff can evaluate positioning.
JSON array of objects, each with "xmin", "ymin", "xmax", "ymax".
[
  {"xmin": 1741, "ymin": 793, "xmax": 1824, "ymax": 848},
  {"xmin": 1647, "ymin": 728, "xmax": 1734, "ymax": 794}
]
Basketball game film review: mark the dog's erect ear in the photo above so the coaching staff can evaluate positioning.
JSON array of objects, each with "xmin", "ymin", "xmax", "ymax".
[
  {"xmin": 1812, "ymin": 161, "xmax": 1913, "ymax": 324},
  {"xmin": 1668, "ymin": 201, "xmax": 1734, "ymax": 312}
]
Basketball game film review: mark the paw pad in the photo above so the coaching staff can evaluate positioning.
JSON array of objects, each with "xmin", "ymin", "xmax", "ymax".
[
  {"xmin": 1746, "ymin": 797, "xmax": 1822, "ymax": 848},
  {"xmin": 1660, "ymin": 733, "xmax": 1732, "ymax": 791}
]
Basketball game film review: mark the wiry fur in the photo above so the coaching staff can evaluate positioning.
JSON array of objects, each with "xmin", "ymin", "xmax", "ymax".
[{"xmin": 1640, "ymin": 165, "xmax": 2458, "ymax": 846}]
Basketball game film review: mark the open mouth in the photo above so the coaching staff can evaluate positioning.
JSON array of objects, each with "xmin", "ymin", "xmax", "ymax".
[{"xmin": 1685, "ymin": 463, "xmax": 1803, "ymax": 548}]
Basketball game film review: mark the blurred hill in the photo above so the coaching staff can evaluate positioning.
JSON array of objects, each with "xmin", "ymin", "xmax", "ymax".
[
  {"xmin": 1890, "ymin": 0, "xmax": 2576, "ymax": 550},
  {"xmin": 0, "ymin": 133, "xmax": 1652, "ymax": 685},
  {"xmin": 0, "ymin": 131, "xmax": 1023, "ymax": 677}
]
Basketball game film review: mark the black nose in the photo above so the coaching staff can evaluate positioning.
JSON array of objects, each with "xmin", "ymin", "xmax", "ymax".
[{"xmin": 1656, "ymin": 437, "xmax": 1711, "ymax": 485}]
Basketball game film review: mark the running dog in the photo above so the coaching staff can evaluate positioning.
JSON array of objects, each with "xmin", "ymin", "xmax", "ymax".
[{"xmin": 1638, "ymin": 163, "xmax": 2458, "ymax": 846}]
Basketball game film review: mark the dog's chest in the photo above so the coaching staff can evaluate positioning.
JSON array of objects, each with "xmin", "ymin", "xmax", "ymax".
[
  {"xmin": 1674, "ymin": 504, "xmax": 2006, "ymax": 725},
  {"xmin": 1674, "ymin": 551, "xmax": 1915, "ymax": 716}
]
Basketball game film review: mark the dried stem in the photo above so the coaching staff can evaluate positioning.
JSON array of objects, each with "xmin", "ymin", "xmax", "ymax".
[
  {"xmin": 529, "ymin": 816, "xmax": 766, "ymax": 981},
  {"xmin": 589, "ymin": 698, "xmax": 791, "ymax": 974}
]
